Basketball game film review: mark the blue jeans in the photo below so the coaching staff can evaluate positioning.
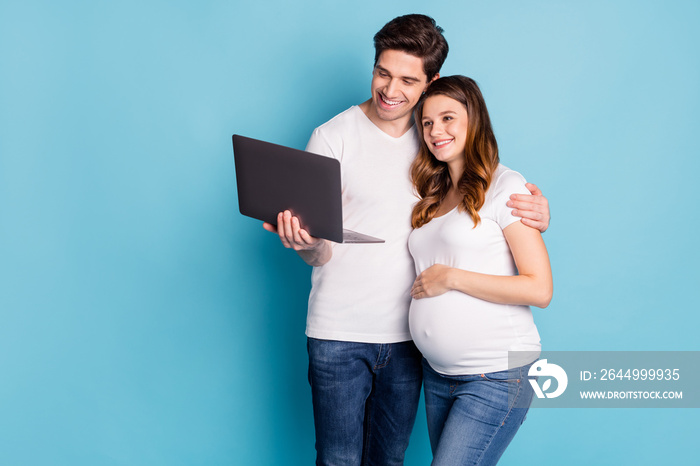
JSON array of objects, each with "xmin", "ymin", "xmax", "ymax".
[
  {"xmin": 307, "ymin": 338, "xmax": 423, "ymax": 466},
  {"xmin": 423, "ymin": 360, "xmax": 535, "ymax": 466}
]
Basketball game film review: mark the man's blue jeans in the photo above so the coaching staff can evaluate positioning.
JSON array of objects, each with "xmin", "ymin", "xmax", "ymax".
[
  {"xmin": 423, "ymin": 360, "xmax": 535, "ymax": 466},
  {"xmin": 307, "ymin": 338, "xmax": 423, "ymax": 466}
]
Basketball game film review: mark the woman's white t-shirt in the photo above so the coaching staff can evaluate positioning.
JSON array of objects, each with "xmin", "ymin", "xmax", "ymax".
[{"xmin": 408, "ymin": 165, "xmax": 541, "ymax": 375}]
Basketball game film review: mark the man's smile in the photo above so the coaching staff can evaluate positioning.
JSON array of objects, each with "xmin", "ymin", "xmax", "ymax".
[{"xmin": 378, "ymin": 92, "xmax": 404, "ymax": 108}]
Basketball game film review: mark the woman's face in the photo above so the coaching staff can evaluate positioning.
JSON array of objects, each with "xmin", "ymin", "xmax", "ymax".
[{"xmin": 420, "ymin": 94, "xmax": 469, "ymax": 168}]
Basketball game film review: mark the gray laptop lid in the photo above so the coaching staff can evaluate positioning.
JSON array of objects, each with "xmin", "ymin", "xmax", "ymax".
[{"xmin": 232, "ymin": 135, "xmax": 383, "ymax": 244}]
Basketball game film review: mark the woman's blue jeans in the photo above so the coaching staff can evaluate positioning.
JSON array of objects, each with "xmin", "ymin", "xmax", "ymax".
[
  {"xmin": 423, "ymin": 359, "xmax": 535, "ymax": 466},
  {"xmin": 307, "ymin": 338, "xmax": 423, "ymax": 466}
]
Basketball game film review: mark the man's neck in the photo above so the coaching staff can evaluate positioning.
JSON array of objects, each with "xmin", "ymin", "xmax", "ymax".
[{"xmin": 358, "ymin": 99, "xmax": 414, "ymax": 138}]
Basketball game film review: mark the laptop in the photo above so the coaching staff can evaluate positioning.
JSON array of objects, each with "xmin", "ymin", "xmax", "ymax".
[{"xmin": 232, "ymin": 134, "xmax": 384, "ymax": 244}]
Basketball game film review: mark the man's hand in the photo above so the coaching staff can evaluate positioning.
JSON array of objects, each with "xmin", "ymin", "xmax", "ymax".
[
  {"xmin": 263, "ymin": 210, "xmax": 322, "ymax": 251},
  {"xmin": 507, "ymin": 183, "xmax": 550, "ymax": 233},
  {"xmin": 263, "ymin": 210, "xmax": 332, "ymax": 266}
]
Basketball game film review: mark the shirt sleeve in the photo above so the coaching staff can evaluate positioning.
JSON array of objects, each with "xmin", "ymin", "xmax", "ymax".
[
  {"xmin": 305, "ymin": 127, "xmax": 339, "ymax": 161},
  {"xmin": 490, "ymin": 169, "xmax": 531, "ymax": 230}
]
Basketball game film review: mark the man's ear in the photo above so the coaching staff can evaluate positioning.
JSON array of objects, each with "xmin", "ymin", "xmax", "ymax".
[{"xmin": 423, "ymin": 73, "xmax": 439, "ymax": 93}]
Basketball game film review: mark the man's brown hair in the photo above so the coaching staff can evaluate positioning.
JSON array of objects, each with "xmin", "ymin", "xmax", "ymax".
[{"xmin": 373, "ymin": 14, "xmax": 449, "ymax": 81}]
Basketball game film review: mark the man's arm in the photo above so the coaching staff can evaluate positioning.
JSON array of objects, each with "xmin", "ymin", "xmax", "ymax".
[
  {"xmin": 506, "ymin": 182, "xmax": 550, "ymax": 233},
  {"xmin": 263, "ymin": 210, "xmax": 332, "ymax": 267}
]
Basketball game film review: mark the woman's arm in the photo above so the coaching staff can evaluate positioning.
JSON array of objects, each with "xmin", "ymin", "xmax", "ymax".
[{"xmin": 410, "ymin": 221, "xmax": 553, "ymax": 308}]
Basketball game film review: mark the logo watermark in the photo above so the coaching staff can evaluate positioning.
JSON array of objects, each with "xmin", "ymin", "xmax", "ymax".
[
  {"xmin": 509, "ymin": 351, "xmax": 700, "ymax": 408},
  {"xmin": 528, "ymin": 359, "xmax": 568, "ymax": 399}
]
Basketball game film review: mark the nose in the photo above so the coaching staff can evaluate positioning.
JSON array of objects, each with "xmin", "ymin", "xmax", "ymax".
[
  {"xmin": 430, "ymin": 121, "xmax": 443, "ymax": 137},
  {"xmin": 385, "ymin": 78, "xmax": 400, "ymax": 98}
]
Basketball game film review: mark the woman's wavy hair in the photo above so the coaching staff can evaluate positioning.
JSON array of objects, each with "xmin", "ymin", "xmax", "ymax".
[{"xmin": 410, "ymin": 75, "xmax": 499, "ymax": 229}]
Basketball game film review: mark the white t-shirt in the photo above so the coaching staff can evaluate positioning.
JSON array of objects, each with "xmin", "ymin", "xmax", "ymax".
[
  {"xmin": 408, "ymin": 165, "xmax": 541, "ymax": 375},
  {"xmin": 304, "ymin": 106, "xmax": 420, "ymax": 343}
]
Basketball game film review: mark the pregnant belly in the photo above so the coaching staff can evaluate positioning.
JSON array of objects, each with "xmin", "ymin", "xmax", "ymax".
[{"xmin": 408, "ymin": 291, "xmax": 522, "ymax": 372}]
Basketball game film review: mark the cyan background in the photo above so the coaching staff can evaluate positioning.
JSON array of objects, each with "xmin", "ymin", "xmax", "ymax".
[{"xmin": 1, "ymin": 0, "xmax": 698, "ymax": 464}]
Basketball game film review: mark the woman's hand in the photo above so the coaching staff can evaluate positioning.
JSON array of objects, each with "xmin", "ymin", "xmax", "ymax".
[{"xmin": 411, "ymin": 264, "xmax": 453, "ymax": 299}]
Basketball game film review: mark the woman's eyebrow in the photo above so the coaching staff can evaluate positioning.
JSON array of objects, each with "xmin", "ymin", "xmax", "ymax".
[{"xmin": 423, "ymin": 110, "xmax": 457, "ymax": 119}]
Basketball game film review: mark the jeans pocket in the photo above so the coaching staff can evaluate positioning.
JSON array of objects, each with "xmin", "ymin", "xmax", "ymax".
[
  {"xmin": 480, "ymin": 372, "xmax": 522, "ymax": 384},
  {"xmin": 480, "ymin": 368, "xmax": 533, "ymax": 417}
]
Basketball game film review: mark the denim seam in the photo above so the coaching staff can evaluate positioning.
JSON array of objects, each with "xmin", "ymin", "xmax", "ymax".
[
  {"xmin": 363, "ymin": 394, "xmax": 373, "ymax": 465},
  {"xmin": 480, "ymin": 373, "xmax": 521, "ymax": 383},
  {"xmin": 449, "ymin": 383, "xmax": 458, "ymax": 396},
  {"xmin": 470, "ymin": 379, "xmax": 521, "ymax": 465},
  {"xmin": 365, "ymin": 344, "xmax": 384, "ymax": 463},
  {"xmin": 499, "ymin": 365, "xmax": 524, "ymax": 427},
  {"xmin": 373, "ymin": 344, "xmax": 391, "ymax": 370},
  {"xmin": 472, "ymin": 394, "xmax": 508, "ymax": 465},
  {"xmin": 501, "ymin": 377, "xmax": 522, "ymax": 426}
]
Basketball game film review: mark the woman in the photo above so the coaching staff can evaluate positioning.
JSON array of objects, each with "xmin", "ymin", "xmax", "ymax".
[{"xmin": 408, "ymin": 75, "xmax": 553, "ymax": 465}]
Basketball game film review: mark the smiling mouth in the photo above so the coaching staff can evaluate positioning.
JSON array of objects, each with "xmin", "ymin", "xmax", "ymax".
[
  {"xmin": 378, "ymin": 93, "xmax": 403, "ymax": 108},
  {"xmin": 433, "ymin": 139, "xmax": 453, "ymax": 147}
]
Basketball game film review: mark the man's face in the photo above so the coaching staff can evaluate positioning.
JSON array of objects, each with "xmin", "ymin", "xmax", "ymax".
[{"xmin": 370, "ymin": 49, "xmax": 432, "ymax": 123}]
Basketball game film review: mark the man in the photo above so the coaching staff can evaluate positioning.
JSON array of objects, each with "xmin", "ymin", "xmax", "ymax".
[{"xmin": 263, "ymin": 14, "xmax": 550, "ymax": 465}]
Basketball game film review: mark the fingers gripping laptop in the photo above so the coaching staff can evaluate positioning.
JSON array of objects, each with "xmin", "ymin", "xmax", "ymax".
[{"xmin": 232, "ymin": 135, "xmax": 384, "ymax": 244}]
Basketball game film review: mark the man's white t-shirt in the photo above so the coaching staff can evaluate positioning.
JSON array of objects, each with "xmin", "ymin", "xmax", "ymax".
[
  {"xmin": 408, "ymin": 165, "xmax": 541, "ymax": 375},
  {"xmin": 304, "ymin": 106, "xmax": 419, "ymax": 344}
]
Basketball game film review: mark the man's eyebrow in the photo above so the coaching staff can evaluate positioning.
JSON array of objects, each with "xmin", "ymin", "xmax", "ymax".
[{"xmin": 375, "ymin": 65, "xmax": 422, "ymax": 83}]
